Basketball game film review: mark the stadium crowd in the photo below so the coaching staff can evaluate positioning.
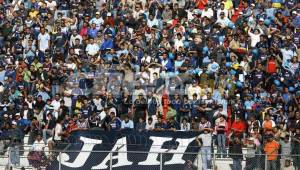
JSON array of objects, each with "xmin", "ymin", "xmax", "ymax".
[{"xmin": 0, "ymin": 0, "xmax": 299, "ymax": 169}]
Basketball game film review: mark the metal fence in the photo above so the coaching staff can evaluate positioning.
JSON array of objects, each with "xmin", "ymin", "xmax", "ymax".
[{"xmin": 1, "ymin": 148, "xmax": 300, "ymax": 170}]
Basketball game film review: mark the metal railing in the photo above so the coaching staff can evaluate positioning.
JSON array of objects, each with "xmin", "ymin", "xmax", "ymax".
[{"xmin": 1, "ymin": 149, "xmax": 300, "ymax": 170}]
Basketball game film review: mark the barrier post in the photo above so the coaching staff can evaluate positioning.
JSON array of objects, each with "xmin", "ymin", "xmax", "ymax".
[
  {"xmin": 59, "ymin": 152, "xmax": 62, "ymax": 170},
  {"xmin": 160, "ymin": 153, "xmax": 163, "ymax": 170},
  {"xmin": 109, "ymin": 152, "xmax": 113, "ymax": 170},
  {"xmin": 265, "ymin": 153, "xmax": 268, "ymax": 170},
  {"xmin": 212, "ymin": 151, "xmax": 216, "ymax": 170}
]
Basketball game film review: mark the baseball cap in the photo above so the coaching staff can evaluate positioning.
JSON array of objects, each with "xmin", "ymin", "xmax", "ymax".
[
  {"xmin": 95, "ymin": 12, "xmax": 100, "ymax": 15},
  {"xmin": 12, "ymin": 121, "xmax": 17, "ymax": 125},
  {"xmin": 3, "ymin": 114, "xmax": 8, "ymax": 118}
]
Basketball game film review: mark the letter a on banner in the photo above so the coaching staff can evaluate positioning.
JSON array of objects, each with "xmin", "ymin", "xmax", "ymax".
[
  {"xmin": 92, "ymin": 137, "xmax": 133, "ymax": 169},
  {"xmin": 59, "ymin": 137, "xmax": 102, "ymax": 168}
]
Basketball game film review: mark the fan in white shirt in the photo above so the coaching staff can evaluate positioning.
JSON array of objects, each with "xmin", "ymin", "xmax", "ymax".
[
  {"xmin": 38, "ymin": 28, "xmax": 50, "ymax": 52},
  {"xmin": 86, "ymin": 39, "xmax": 100, "ymax": 56},
  {"xmin": 45, "ymin": 0, "xmax": 57, "ymax": 11}
]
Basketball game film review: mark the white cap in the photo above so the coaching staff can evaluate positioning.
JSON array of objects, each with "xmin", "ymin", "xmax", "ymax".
[
  {"xmin": 15, "ymin": 113, "xmax": 20, "ymax": 116},
  {"xmin": 95, "ymin": 12, "xmax": 100, "ymax": 15},
  {"xmin": 12, "ymin": 121, "xmax": 17, "ymax": 125},
  {"xmin": 107, "ymin": 12, "xmax": 111, "ymax": 17},
  {"xmin": 259, "ymin": 18, "xmax": 264, "ymax": 21},
  {"xmin": 292, "ymin": 11, "xmax": 297, "ymax": 14},
  {"xmin": 3, "ymin": 114, "xmax": 8, "ymax": 118}
]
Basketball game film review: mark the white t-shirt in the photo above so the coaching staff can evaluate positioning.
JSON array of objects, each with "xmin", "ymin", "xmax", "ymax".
[
  {"xmin": 54, "ymin": 123, "xmax": 62, "ymax": 141},
  {"xmin": 198, "ymin": 133, "xmax": 212, "ymax": 147},
  {"xmin": 45, "ymin": 0, "xmax": 57, "ymax": 11},
  {"xmin": 86, "ymin": 43, "xmax": 100, "ymax": 56},
  {"xmin": 32, "ymin": 140, "xmax": 45, "ymax": 151},
  {"xmin": 38, "ymin": 33, "xmax": 50, "ymax": 52}
]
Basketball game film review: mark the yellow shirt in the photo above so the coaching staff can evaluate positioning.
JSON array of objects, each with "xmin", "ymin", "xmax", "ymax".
[
  {"xmin": 224, "ymin": 0, "xmax": 233, "ymax": 10},
  {"xmin": 29, "ymin": 10, "xmax": 39, "ymax": 19}
]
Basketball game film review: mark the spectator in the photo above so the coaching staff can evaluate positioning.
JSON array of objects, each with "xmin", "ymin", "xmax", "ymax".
[
  {"xmin": 121, "ymin": 115, "xmax": 134, "ymax": 130},
  {"xmin": 146, "ymin": 117, "xmax": 155, "ymax": 131},
  {"xmin": 136, "ymin": 117, "xmax": 146, "ymax": 132},
  {"xmin": 229, "ymin": 136, "xmax": 243, "ymax": 170},
  {"xmin": 264, "ymin": 134, "xmax": 280, "ymax": 170},
  {"xmin": 196, "ymin": 128, "xmax": 212, "ymax": 170},
  {"xmin": 42, "ymin": 113, "xmax": 56, "ymax": 144},
  {"xmin": 279, "ymin": 135, "xmax": 292, "ymax": 170},
  {"xmin": 215, "ymin": 115, "xmax": 228, "ymax": 158},
  {"xmin": 154, "ymin": 116, "xmax": 167, "ymax": 131},
  {"xmin": 180, "ymin": 118, "xmax": 191, "ymax": 131}
]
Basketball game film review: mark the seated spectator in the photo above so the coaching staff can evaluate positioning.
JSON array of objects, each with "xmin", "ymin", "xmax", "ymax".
[
  {"xmin": 180, "ymin": 118, "xmax": 191, "ymax": 131},
  {"xmin": 109, "ymin": 112, "xmax": 121, "ymax": 130},
  {"xmin": 154, "ymin": 117, "xmax": 167, "ymax": 131},
  {"xmin": 146, "ymin": 117, "xmax": 155, "ymax": 131},
  {"xmin": 136, "ymin": 117, "xmax": 146, "ymax": 132},
  {"xmin": 121, "ymin": 115, "xmax": 134, "ymax": 130},
  {"xmin": 77, "ymin": 115, "xmax": 90, "ymax": 130},
  {"xmin": 167, "ymin": 117, "xmax": 180, "ymax": 131}
]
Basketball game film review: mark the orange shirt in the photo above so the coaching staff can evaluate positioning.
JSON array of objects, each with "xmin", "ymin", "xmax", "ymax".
[
  {"xmin": 264, "ymin": 140, "xmax": 280, "ymax": 160},
  {"xmin": 197, "ymin": 0, "xmax": 208, "ymax": 10},
  {"xmin": 263, "ymin": 120, "xmax": 273, "ymax": 130}
]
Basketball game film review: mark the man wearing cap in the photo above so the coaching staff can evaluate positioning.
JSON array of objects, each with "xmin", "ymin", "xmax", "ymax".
[{"xmin": 89, "ymin": 11, "xmax": 104, "ymax": 30}]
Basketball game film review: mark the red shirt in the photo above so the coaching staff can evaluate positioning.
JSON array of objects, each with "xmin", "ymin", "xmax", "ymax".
[{"xmin": 231, "ymin": 120, "xmax": 246, "ymax": 136}]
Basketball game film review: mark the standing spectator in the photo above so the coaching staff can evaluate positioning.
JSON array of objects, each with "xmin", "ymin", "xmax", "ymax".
[
  {"xmin": 279, "ymin": 135, "xmax": 292, "ymax": 170},
  {"xmin": 215, "ymin": 115, "xmax": 228, "ymax": 158},
  {"xmin": 9, "ymin": 121, "xmax": 22, "ymax": 167},
  {"xmin": 196, "ymin": 128, "xmax": 212, "ymax": 170},
  {"xmin": 37, "ymin": 27, "xmax": 50, "ymax": 53},
  {"xmin": 292, "ymin": 127, "xmax": 300, "ymax": 170},
  {"xmin": 133, "ymin": 93, "xmax": 147, "ymax": 124},
  {"xmin": 264, "ymin": 134, "xmax": 280, "ymax": 170},
  {"xmin": 229, "ymin": 136, "xmax": 243, "ymax": 170},
  {"xmin": 42, "ymin": 113, "xmax": 56, "ymax": 144}
]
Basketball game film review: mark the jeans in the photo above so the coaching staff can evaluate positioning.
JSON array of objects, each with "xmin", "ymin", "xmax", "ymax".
[
  {"xmin": 267, "ymin": 160, "xmax": 277, "ymax": 170},
  {"xmin": 232, "ymin": 158, "xmax": 242, "ymax": 170},
  {"xmin": 43, "ymin": 129, "xmax": 53, "ymax": 144},
  {"xmin": 52, "ymin": 84, "xmax": 60, "ymax": 97},
  {"xmin": 200, "ymin": 146, "xmax": 211, "ymax": 170},
  {"xmin": 9, "ymin": 146, "xmax": 20, "ymax": 165},
  {"xmin": 217, "ymin": 133, "xmax": 226, "ymax": 157}
]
